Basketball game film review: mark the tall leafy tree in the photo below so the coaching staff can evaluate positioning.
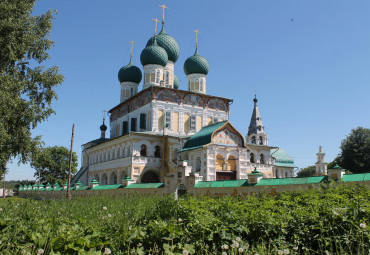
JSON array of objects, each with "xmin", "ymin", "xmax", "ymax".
[
  {"xmin": 296, "ymin": 165, "xmax": 316, "ymax": 177},
  {"xmin": 0, "ymin": 0, "xmax": 64, "ymax": 169},
  {"xmin": 31, "ymin": 146, "xmax": 78, "ymax": 184},
  {"xmin": 339, "ymin": 127, "xmax": 370, "ymax": 173}
]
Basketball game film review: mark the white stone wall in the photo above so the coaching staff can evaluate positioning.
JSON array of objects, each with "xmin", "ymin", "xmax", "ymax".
[
  {"xmin": 152, "ymin": 101, "xmax": 228, "ymax": 136},
  {"xmin": 187, "ymin": 73, "xmax": 206, "ymax": 94},
  {"xmin": 120, "ymin": 81, "xmax": 139, "ymax": 103}
]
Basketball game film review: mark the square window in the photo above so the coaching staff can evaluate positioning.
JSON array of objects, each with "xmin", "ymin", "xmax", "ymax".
[{"xmin": 134, "ymin": 167, "xmax": 140, "ymax": 175}]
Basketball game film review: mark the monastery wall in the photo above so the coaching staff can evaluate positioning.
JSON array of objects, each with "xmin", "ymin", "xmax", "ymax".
[{"xmin": 18, "ymin": 180, "xmax": 370, "ymax": 200}]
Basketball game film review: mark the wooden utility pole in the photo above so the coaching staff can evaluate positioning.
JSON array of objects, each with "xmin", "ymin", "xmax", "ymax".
[
  {"xmin": 2, "ymin": 170, "xmax": 5, "ymax": 199},
  {"xmin": 66, "ymin": 124, "xmax": 75, "ymax": 200}
]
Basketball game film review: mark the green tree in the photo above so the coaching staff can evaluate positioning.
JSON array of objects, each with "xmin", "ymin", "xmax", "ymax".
[
  {"xmin": 31, "ymin": 146, "xmax": 78, "ymax": 184},
  {"xmin": 327, "ymin": 157, "xmax": 341, "ymax": 169},
  {"xmin": 0, "ymin": 0, "xmax": 64, "ymax": 170},
  {"xmin": 296, "ymin": 165, "xmax": 316, "ymax": 177},
  {"xmin": 339, "ymin": 127, "xmax": 370, "ymax": 173}
]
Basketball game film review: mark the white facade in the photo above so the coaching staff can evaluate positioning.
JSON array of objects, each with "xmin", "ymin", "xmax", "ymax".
[
  {"xmin": 120, "ymin": 81, "xmax": 138, "ymax": 102},
  {"xmin": 187, "ymin": 73, "xmax": 206, "ymax": 94}
]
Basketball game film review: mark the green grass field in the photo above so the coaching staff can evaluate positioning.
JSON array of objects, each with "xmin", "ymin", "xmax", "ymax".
[{"xmin": 0, "ymin": 183, "xmax": 369, "ymax": 254}]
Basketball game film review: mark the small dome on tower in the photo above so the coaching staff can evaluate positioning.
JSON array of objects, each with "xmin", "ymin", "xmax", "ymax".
[
  {"xmin": 146, "ymin": 27, "xmax": 180, "ymax": 63},
  {"xmin": 184, "ymin": 48, "xmax": 209, "ymax": 75},
  {"xmin": 173, "ymin": 75, "xmax": 179, "ymax": 89},
  {"xmin": 140, "ymin": 38, "xmax": 168, "ymax": 67},
  {"xmin": 118, "ymin": 59, "xmax": 142, "ymax": 83},
  {"xmin": 100, "ymin": 122, "xmax": 107, "ymax": 131}
]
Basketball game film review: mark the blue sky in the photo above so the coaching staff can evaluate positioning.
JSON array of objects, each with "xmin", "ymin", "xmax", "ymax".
[{"xmin": 7, "ymin": 0, "xmax": 370, "ymax": 180}]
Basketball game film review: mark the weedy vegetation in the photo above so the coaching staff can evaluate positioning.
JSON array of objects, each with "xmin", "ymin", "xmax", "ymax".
[{"xmin": 0, "ymin": 183, "xmax": 369, "ymax": 254}]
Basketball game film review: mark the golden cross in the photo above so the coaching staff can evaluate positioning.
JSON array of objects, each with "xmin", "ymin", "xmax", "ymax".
[
  {"xmin": 152, "ymin": 18, "xmax": 160, "ymax": 36},
  {"xmin": 254, "ymin": 88, "xmax": 256, "ymax": 97},
  {"xmin": 129, "ymin": 41, "xmax": 135, "ymax": 59},
  {"xmin": 102, "ymin": 109, "xmax": 107, "ymax": 120},
  {"xmin": 193, "ymin": 29, "xmax": 201, "ymax": 48},
  {"xmin": 159, "ymin": 4, "xmax": 169, "ymax": 24}
]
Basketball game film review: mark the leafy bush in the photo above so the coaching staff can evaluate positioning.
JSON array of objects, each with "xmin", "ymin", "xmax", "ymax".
[{"xmin": 0, "ymin": 184, "xmax": 369, "ymax": 254}]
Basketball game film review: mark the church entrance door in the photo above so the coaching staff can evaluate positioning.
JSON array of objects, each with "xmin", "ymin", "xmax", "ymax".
[
  {"xmin": 141, "ymin": 171, "xmax": 160, "ymax": 183},
  {"xmin": 216, "ymin": 171, "xmax": 236, "ymax": 181}
]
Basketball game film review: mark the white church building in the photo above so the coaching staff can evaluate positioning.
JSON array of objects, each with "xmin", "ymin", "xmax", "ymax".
[{"xmin": 72, "ymin": 7, "xmax": 296, "ymax": 186}]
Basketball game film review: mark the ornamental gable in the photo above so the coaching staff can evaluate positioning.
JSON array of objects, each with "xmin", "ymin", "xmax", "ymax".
[{"xmin": 212, "ymin": 126, "xmax": 243, "ymax": 147}]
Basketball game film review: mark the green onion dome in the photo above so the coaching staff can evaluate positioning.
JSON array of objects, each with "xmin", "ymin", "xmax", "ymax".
[
  {"xmin": 100, "ymin": 121, "xmax": 107, "ymax": 131},
  {"xmin": 141, "ymin": 38, "xmax": 168, "ymax": 67},
  {"xmin": 118, "ymin": 59, "xmax": 142, "ymax": 83},
  {"xmin": 146, "ymin": 27, "xmax": 180, "ymax": 63},
  {"xmin": 173, "ymin": 74, "xmax": 179, "ymax": 89},
  {"xmin": 184, "ymin": 48, "xmax": 209, "ymax": 75}
]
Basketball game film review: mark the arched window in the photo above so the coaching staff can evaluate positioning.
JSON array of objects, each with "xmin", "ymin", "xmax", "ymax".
[
  {"xmin": 285, "ymin": 172, "xmax": 288, "ymax": 178},
  {"xmin": 94, "ymin": 174, "xmax": 99, "ymax": 182},
  {"xmin": 164, "ymin": 71, "xmax": 169, "ymax": 86},
  {"xmin": 227, "ymin": 156, "xmax": 237, "ymax": 171},
  {"xmin": 259, "ymin": 136, "xmax": 263, "ymax": 145},
  {"xmin": 140, "ymin": 144, "xmax": 147, "ymax": 157},
  {"xmin": 252, "ymin": 136, "xmax": 256, "ymax": 144},
  {"xmin": 121, "ymin": 171, "xmax": 127, "ymax": 180},
  {"xmin": 101, "ymin": 174, "xmax": 108, "ymax": 185},
  {"xmin": 117, "ymin": 148, "xmax": 120, "ymax": 159},
  {"xmin": 260, "ymin": 154, "xmax": 265, "ymax": 164},
  {"xmin": 155, "ymin": 70, "xmax": 160, "ymax": 84},
  {"xmin": 130, "ymin": 87, "xmax": 134, "ymax": 97},
  {"xmin": 111, "ymin": 172, "xmax": 117, "ymax": 184},
  {"xmin": 154, "ymin": 146, "xmax": 161, "ymax": 157},
  {"xmin": 250, "ymin": 153, "xmax": 255, "ymax": 163},
  {"xmin": 216, "ymin": 155, "xmax": 224, "ymax": 171}
]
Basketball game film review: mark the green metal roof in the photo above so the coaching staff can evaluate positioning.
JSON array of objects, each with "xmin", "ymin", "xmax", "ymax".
[
  {"xmin": 91, "ymin": 184, "xmax": 123, "ymax": 190},
  {"xmin": 146, "ymin": 27, "xmax": 180, "ymax": 63},
  {"xmin": 75, "ymin": 185, "xmax": 90, "ymax": 191},
  {"xmin": 53, "ymin": 187, "xmax": 63, "ymax": 191},
  {"xmin": 89, "ymin": 178, "xmax": 100, "ymax": 184},
  {"xmin": 86, "ymin": 137, "xmax": 110, "ymax": 146},
  {"xmin": 125, "ymin": 183, "xmax": 164, "ymax": 189},
  {"xmin": 74, "ymin": 180, "xmax": 83, "ymax": 186},
  {"xmin": 256, "ymin": 176, "xmax": 327, "ymax": 186},
  {"xmin": 118, "ymin": 58, "xmax": 142, "ymax": 83},
  {"xmin": 141, "ymin": 38, "xmax": 168, "ymax": 67},
  {"xmin": 306, "ymin": 176, "xmax": 327, "ymax": 184},
  {"xmin": 248, "ymin": 167, "xmax": 263, "ymax": 176},
  {"xmin": 194, "ymin": 180, "xmax": 248, "ymax": 188},
  {"xmin": 184, "ymin": 48, "xmax": 209, "ymax": 75},
  {"xmin": 342, "ymin": 173, "xmax": 370, "ymax": 182},
  {"xmin": 364, "ymin": 173, "xmax": 370, "ymax": 181},
  {"xmin": 174, "ymin": 74, "xmax": 179, "ymax": 89},
  {"xmin": 181, "ymin": 121, "xmax": 227, "ymax": 152},
  {"xmin": 271, "ymin": 148, "xmax": 296, "ymax": 168}
]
